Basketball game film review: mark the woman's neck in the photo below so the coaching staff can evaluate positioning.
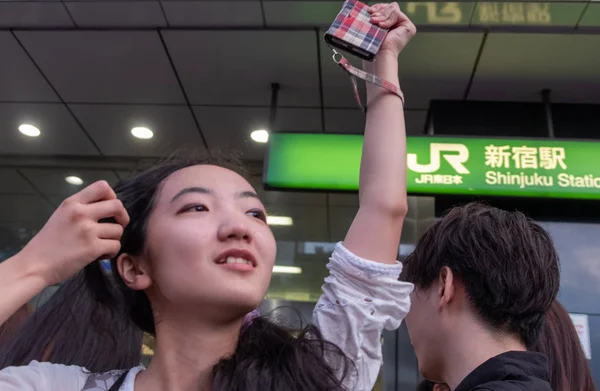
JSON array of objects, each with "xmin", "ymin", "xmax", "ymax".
[{"xmin": 134, "ymin": 315, "xmax": 242, "ymax": 391}]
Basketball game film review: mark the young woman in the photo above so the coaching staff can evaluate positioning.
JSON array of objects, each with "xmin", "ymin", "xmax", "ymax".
[
  {"xmin": 531, "ymin": 300, "xmax": 596, "ymax": 391},
  {"xmin": 0, "ymin": 4, "xmax": 415, "ymax": 390}
]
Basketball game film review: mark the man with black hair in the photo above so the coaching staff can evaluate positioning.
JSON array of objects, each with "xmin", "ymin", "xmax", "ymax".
[{"xmin": 402, "ymin": 202, "xmax": 559, "ymax": 391}]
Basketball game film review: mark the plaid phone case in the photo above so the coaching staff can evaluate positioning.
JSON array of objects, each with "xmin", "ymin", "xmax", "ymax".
[{"xmin": 324, "ymin": 0, "xmax": 388, "ymax": 61}]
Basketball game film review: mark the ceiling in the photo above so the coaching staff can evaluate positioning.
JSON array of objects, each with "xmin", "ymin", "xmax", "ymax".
[
  {"xmin": 0, "ymin": 2, "xmax": 599, "ymax": 294},
  {"xmin": 1, "ymin": 1, "xmax": 599, "ymax": 30}
]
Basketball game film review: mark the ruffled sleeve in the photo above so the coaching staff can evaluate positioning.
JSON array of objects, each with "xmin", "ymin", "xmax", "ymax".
[{"xmin": 313, "ymin": 242, "xmax": 413, "ymax": 391}]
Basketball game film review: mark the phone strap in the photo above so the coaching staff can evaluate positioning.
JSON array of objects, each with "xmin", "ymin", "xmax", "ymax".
[{"xmin": 332, "ymin": 49, "xmax": 404, "ymax": 112}]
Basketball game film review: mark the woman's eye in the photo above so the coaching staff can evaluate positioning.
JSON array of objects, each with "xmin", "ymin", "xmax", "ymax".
[
  {"xmin": 182, "ymin": 204, "xmax": 208, "ymax": 213},
  {"xmin": 247, "ymin": 209, "xmax": 267, "ymax": 222}
]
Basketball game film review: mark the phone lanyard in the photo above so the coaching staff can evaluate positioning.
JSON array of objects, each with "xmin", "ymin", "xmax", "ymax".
[{"xmin": 332, "ymin": 49, "xmax": 404, "ymax": 112}]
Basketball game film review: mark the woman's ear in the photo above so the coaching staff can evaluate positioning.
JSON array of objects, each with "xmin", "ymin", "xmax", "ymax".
[{"xmin": 117, "ymin": 253, "xmax": 152, "ymax": 291}]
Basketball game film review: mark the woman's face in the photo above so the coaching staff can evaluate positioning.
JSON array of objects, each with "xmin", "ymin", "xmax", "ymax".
[{"xmin": 142, "ymin": 164, "xmax": 276, "ymax": 320}]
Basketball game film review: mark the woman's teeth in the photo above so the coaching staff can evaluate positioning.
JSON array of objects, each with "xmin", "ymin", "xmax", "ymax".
[{"xmin": 225, "ymin": 256, "xmax": 252, "ymax": 266}]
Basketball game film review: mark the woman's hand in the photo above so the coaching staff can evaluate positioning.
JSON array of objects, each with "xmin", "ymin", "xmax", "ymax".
[
  {"xmin": 369, "ymin": 3, "xmax": 416, "ymax": 58},
  {"xmin": 0, "ymin": 181, "xmax": 129, "ymax": 326},
  {"xmin": 344, "ymin": 4, "xmax": 413, "ymax": 263},
  {"xmin": 19, "ymin": 180, "xmax": 129, "ymax": 286}
]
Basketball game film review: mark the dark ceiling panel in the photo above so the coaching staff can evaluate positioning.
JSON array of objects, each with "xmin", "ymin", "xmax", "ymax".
[{"xmin": 15, "ymin": 31, "xmax": 185, "ymax": 104}]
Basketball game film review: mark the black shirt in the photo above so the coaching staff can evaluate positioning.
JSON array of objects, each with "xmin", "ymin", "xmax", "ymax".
[{"xmin": 454, "ymin": 351, "xmax": 552, "ymax": 391}]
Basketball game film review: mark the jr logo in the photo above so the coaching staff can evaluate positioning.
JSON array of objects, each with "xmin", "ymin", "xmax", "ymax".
[{"xmin": 407, "ymin": 143, "xmax": 470, "ymax": 174}]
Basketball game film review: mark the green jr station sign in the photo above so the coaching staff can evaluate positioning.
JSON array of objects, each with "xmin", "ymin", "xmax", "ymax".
[{"xmin": 264, "ymin": 133, "xmax": 600, "ymax": 200}]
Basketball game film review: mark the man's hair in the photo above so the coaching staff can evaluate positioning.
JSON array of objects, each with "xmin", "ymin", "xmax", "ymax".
[{"xmin": 402, "ymin": 202, "xmax": 560, "ymax": 347}]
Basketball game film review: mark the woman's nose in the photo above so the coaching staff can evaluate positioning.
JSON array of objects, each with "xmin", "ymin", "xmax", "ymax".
[{"xmin": 217, "ymin": 216, "xmax": 252, "ymax": 243}]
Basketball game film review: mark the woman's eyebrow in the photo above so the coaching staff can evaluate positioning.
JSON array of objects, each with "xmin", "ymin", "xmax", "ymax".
[
  {"xmin": 170, "ymin": 188, "xmax": 258, "ymax": 203},
  {"xmin": 170, "ymin": 187, "xmax": 212, "ymax": 203},
  {"xmin": 238, "ymin": 191, "xmax": 259, "ymax": 199}
]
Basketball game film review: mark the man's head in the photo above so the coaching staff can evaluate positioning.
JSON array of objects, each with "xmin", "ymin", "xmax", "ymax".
[{"xmin": 402, "ymin": 202, "xmax": 560, "ymax": 380}]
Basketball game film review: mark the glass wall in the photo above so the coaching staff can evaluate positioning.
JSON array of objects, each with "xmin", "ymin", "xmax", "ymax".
[{"xmin": 539, "ymin": 221, "xmax": 600, "ymax": 387}]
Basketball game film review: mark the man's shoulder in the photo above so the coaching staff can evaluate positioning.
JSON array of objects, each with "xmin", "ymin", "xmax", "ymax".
[{"xmin": 458, "ymin": 351, "xmax": 551, "ymax": 391}]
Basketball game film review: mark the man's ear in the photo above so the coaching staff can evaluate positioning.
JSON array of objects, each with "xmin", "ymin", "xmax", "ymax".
[
  {"xmin": 117, "ymin": 253, "xmax": 152, "ymax": 291},
  {"xmin": 437, "ymin": 266, "xmax": 455, "ymax": 309}
]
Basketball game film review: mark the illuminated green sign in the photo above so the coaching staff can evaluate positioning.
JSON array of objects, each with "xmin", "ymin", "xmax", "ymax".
[{"xmin": 264, "ymin": 133, "xmax": 600, "ymax": 200}]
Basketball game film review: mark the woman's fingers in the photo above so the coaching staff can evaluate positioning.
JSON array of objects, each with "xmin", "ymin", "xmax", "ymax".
[
  {"xmin": 370, "ymin": 3, "xmax": 412, "ymax": 31},
  {"xmin": 371, "ymin": 3, "xmax": 398, "ymax": 25},
  {"xmin": 68, "ymin": 180, "xmax": 117, "ymax": 205},
  {"xmin": 97, "ymin": 239, "xmax": 123, "ymax": 260},
  {"xmin": 88, "ymin": 199, "xmax": 130, "ymax": 228},
  {"xmin": 96, "ymin": 223, "xmax": 125, "ymax": 241},
  {"xmin": 368, "ymin": 3, "xmax": 387, "ymax": 14}
]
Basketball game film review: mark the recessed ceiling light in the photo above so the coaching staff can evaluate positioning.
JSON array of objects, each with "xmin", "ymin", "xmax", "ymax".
[
  {"xmin": 267, "ymin": 216, "xmax": 293, "ymax": 226},
  {"xmin": 131, "ymin": 127, "xmax": 153, "ymax": 139},
  {"xmin": 250, "ymin": 129, "xmax": 269, "ymax": 143},
  {"xmin": 65, "ymin": 176, "xmax": 83, "ymax": 186},
  {"xmin": 18, "ymin": 124, "xmax": 41, "ymax": 137},
  {"xmin": 272, "ymin": 265, "xmax": 302, "ymax": 274}
]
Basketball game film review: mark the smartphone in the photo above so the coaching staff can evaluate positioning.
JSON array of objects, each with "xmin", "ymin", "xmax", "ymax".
[{"xmin": 324, "ymin": 0, "xmax": 388, "ymax": 62}]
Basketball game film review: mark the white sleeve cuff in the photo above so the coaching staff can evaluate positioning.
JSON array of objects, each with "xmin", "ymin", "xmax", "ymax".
[{"xmin": 332, "ymin": 242, "xmax": 404, "ymax": 277}]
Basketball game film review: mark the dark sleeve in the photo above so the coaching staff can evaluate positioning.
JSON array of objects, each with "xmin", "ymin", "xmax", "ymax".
[{"xmin": 470, "ymin": 381, "xmax": 548, "ymax": 391}]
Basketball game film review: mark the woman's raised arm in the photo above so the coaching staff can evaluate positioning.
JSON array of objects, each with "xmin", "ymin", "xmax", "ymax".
[{"xmin": 313, "ymin": 4, "xmax": 416, "ymax": 390}]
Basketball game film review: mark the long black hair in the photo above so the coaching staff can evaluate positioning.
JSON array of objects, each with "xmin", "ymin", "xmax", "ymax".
[
  {"xmin": 0, "ymin": 271, "xmax": 142, "ymax": 371},
  {"xmin": 84, "ymin": 154, "xmax": 355, "ymax": 391}
]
